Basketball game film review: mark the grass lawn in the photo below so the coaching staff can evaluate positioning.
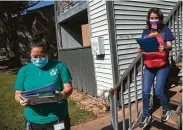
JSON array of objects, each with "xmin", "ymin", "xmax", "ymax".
[{"xmin": 0, "ymin": 72, "xmax": 95, "ymax": 130}]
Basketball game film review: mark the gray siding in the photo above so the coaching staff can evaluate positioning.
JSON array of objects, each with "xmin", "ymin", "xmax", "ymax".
[
  {"xmin": 59, "ymin": 47, "xmax": 97, "ymax": 96},
  {"xmin": 88, "ymin": 0, "xmax": 114, "ymax": 97},
  {"xmin": 170, "ymin": 18, "xmax": 182, "ymax": 58},
  {"xmin": 113, "ymin": 0, "xmax": 177, "ymax": 103}
]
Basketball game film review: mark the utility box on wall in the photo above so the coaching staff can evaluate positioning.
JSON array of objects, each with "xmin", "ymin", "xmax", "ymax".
[{"xmin": 91, "ymin": 37, "xmax": 105, "ymax": 55}]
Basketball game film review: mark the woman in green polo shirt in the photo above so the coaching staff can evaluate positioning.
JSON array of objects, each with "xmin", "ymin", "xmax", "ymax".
[{"xmin": 14, "ymin": 33, "xmax": 73, "ymax": 130}]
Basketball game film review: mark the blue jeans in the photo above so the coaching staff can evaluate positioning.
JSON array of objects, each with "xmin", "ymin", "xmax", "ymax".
[{"xmin": 142, "ymin": 65, "xmax": 170, "ymax": 116}]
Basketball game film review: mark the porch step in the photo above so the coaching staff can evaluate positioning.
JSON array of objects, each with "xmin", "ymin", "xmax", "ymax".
[
  {"xmin": 152, "ymin": 107, "xmax": 178, "ymax": 129},
  {"xmin": 169, "ymin": 85, "xmax": 182, "ymax": 105},
  {"xmin": 134, "ymin": 126, "xmax": 162, "ymax": 130},
  {"xmin": 178, "ymin": 69, "xmax": 182, "ymax": 77},
  {"xmin": 168, "ymin": 77, "xmax": 182, "ymax": 85},
  {"xmin": 169, "ymin": 62, "xmax": 182, "ymax": 79},
  {"xmin": 133, "ymin": 120, "xmax": 178, "ymax": 130},
  {"xmin": 176, "ymin": 62, "xmax": 182, "ymax": 70},
  {"xmin": 170, "ymin": 92, "xmax": 182, "ymax": 106},
  {"xmin": 169, "ymin": 85, "xmax": 182, "ymax": 93}
]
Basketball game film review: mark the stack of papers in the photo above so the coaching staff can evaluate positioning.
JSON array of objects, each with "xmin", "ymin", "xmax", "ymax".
[
  {"xmin": 136, "ymin": 36, "xmax": 159, "ymax": 52},
  {"xmin": 20, "ymin": 83, "xmax": 62, "ymax": 105}
]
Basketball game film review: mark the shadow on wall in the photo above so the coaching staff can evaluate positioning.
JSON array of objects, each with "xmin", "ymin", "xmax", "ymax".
[
  {"xmin": 17, "ymin": 5, "xmax": 57, "ymax": 64},
  {"xmin": 60, "ymin": 9, "xmax": 88, "ymax": 48},
  {"xmin": 62, "ymin": 22, "xmax": 83, "ymax": 46}
]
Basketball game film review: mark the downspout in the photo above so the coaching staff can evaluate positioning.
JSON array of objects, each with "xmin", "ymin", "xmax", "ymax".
[
  {"xmin": 106, "ymin": 1, "xmax": 119, "ymax": 86},
  {"xmin": 86, "ymin": 1, "xmax": 97, "ymax": 96},
  {"xmin": 54, "ymin": 2, "xmax": 62, "ymax": 61}
]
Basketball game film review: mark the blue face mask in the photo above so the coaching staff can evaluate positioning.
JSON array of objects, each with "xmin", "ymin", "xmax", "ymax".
[{"xmin": 31, "ymin": 57, "xmax": 48, "ymax": 68}]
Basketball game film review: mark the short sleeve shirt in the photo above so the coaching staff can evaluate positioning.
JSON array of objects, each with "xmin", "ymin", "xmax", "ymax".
[
  {"xmin": 141, "ymin": 27, "xmax": 175, "ymax": 43},
  {"xmin": 14, "ymin": 60, "xmax": 72, "ymax": 124}
]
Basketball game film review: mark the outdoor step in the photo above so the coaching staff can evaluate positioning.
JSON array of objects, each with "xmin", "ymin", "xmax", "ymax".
[
  {"xmin": 152, "ymin": 107, "xmax": 178, "ymax": 129},
  {"xmin": 168, "ymin": 77, "xmax": 182, "ymax": 85},
  {"xmin": 169, "ymin": 85, "xmax": 182, "ymax": 93},
  {"xmin": 169, "ymin": 63, "xmax": 182, "ymax": 77},
  {"xmin": 133, "ymin": 120, "xmax": 178, "ymax": 130},
  {"xmin": 170, "ymin": 92, "xmax": 182, "ymax": 106},
  {"xmin": 176, "ymin": 62, "xmax": 182, "ymax": 70},
  {"xmin": 178, "ymin": 69, "xmax": 182, "ymax": 77},
  {"xmin": 134, "ymin": 126, "xmax": 160, "ymax": 130}
]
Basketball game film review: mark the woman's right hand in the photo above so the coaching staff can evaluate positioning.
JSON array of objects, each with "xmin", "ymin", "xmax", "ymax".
[
  {"xmin": 19, "ymin": 97, "xmax": 30, "ymax": 107},
  {"xmin": 15, "ymin": 90, "xmax": 29, "ymax": 107}
]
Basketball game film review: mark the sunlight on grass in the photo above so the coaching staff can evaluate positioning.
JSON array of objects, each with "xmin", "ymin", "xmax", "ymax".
[
  {"xmin": 0, "ymin": 72, "xmax": 95, "ymax": 129},
  {"xmin": 68, "ymin": 99, "xmax": 96, "ymax": 126}
]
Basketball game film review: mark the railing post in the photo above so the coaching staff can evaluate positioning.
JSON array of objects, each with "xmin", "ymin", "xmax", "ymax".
[
  {"xmin": 173, "ymin": 13, "xmax": 177, "ymax": 57},
  {"xmin": 180, "ymin": 2, "xmax": 182, "ymax": 51},
  {"xmin": 141, "ymin": 54, "xmax": 144, "ymax": 85},
  {"xmin": 168, "ymin": 19, "xmax": 173, "ymax": 64},
  {"xmin": 177, "ymin": 114, "xmax": 181, "ymax": 130},
  {"xmin": 134, "ymin": 64, "xmax": 139, "ymax": 118},
  {"xmin": 176, "ymin": 7, "xmax": 180, "ymax": 52},
  {"xmin": 120, "ymin": 82, "xmax": 126, "ymax": 130},
  {"xmin": 149, "ymin": 80, "xmax": 155, "ymax": 110},
  {"xmin": 176, "ymin": 103, "xmax": 182, "ymax": 130},
  {"xmin": 110, "ymin": 91, "xmax": 119, "ymax": 130},
  {"xmin": 128, "ymin": 74, "xmax": 132, "ymax": 129}
]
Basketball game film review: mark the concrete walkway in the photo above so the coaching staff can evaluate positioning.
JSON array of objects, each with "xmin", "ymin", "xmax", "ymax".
[
  {"xmin": 71, "ymin": 102, "xmax": 142, "ymax": 130},
  {"xmin": 71, "ymin": 114, "xmax": 112, "ymax": 130}
]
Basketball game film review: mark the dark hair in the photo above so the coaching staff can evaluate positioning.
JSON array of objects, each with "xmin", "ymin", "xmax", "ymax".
[
  {"xmin": 146, "ymin": 8, "xmax": 165, "ymax": 31},
  {"xmin": 30, "ymin": 32, "xmax": 49, "ymax": 54}
]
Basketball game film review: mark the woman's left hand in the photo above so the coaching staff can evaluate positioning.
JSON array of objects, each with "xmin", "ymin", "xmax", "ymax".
[{"xmin": 158, "ymin": 46, "xmax": 165, "ymax": 52}]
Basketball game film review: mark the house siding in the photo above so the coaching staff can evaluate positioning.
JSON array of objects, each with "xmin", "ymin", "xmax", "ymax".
[{"xmin": 88, "ymin": 0, "xmax": 114, "ymax": 97}]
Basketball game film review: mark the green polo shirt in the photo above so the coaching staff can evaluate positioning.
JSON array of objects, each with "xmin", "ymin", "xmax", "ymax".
[{"xmin": 14, "ymin": 60, "xmax": 72, "ymax": 124}]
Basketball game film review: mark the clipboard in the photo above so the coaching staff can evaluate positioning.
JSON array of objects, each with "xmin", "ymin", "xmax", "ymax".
[
  {"xmin": 21, "ymin": 83, "xmax": 58, "ymax": 105},
  {"xmin": 136, "ymin": 36, "xmax": 159, "ymax": 52}
]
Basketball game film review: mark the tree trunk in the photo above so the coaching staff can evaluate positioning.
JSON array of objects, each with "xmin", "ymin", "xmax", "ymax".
[
  {"xmin": 9, "ymin": 28, "xmax": 21, "ymax": 68},
  {"xmin": 9, "ymin": 43, "xmax": 21, "ymax": 68}
]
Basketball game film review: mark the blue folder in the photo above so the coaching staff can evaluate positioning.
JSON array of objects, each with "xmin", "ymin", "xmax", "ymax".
[
  {"xmin": 136, "ymin": 36, "xmax": 159, "ymax": 52},
  {"xmin": 21, "ymin": 83, "xmax": 58, "ymax": 105},
  {"xmin": 22, "ymin": 83, "xmax": 56, "ymax": 96}
]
